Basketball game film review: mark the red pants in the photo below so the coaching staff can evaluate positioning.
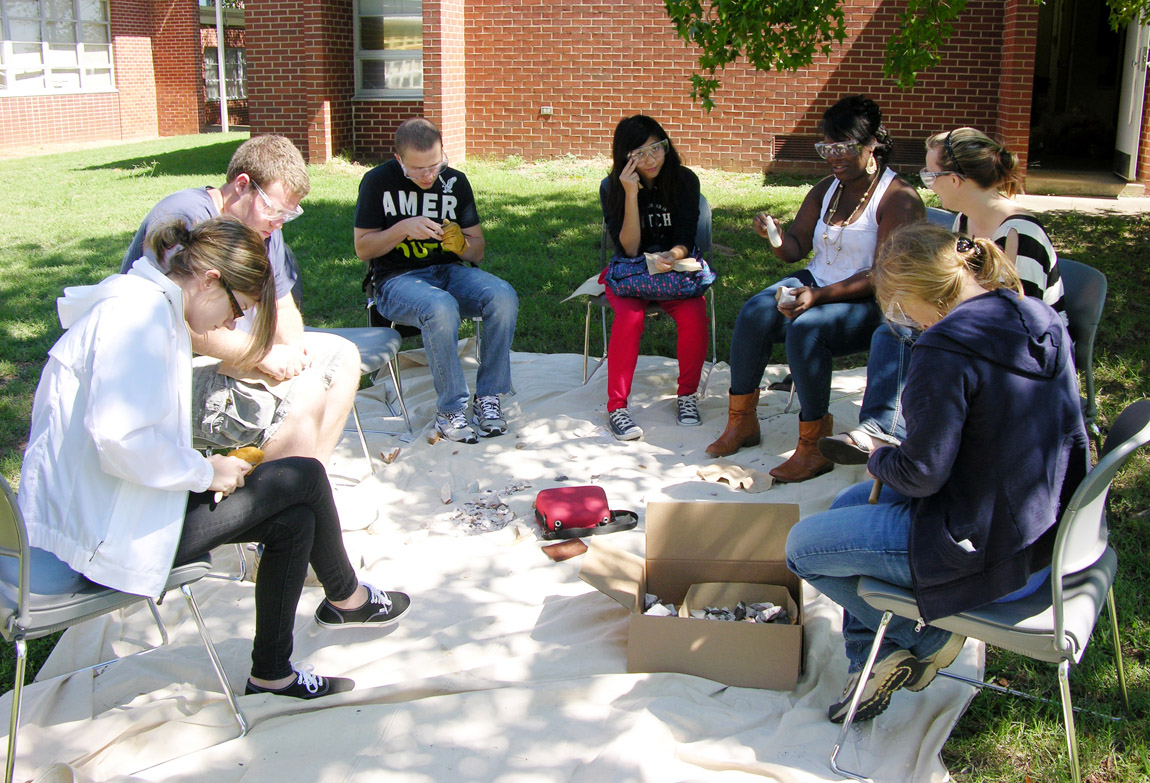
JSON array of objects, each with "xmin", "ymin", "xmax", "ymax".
[{"xmin": 604, "ymin": 290, "xmax": 708, "ymax": 411}]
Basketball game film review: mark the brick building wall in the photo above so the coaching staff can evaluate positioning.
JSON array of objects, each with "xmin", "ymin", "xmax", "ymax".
[
  {"xmin": 201, "ymin": 26, "xmax": 249, "ymax": 128},
  {"xmin": 150, "ymin": 0, "xmax": 201, "ymax": 136},
  {"xmin": 353, "ymin": 101, "xmax": 419, "ymax": 165},
  {"xmin": 463, "ymin": 0, "xmax": 1027, "ymax": 176},
  {"xmin": 422, "ymin": 0, "xmax": 466, "ymax": 160},
  {"xmin": 110, "ymin": 0, "xmax": 159, "ymax": 140}
]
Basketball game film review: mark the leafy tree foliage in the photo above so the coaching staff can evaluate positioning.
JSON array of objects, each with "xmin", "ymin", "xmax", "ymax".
[{"xmin": 664, "ymin": 0, "xmax": 1150, "ymax": 109}]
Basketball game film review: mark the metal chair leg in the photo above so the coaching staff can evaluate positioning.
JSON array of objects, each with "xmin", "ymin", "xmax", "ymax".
[
  {"xmin": 180, "ymin": 584, "xmax": 249, "ymax": 738},
  {"xmin": 1107, "ymin": 587, "xmax": 1130, "ymax": 713},
  {"xmin": 583, "ymin": 302, "xmax": 592, "ymax": 384},
  {"xmin": 387, "ymin": 357, "xmax": 412, "ymax": 435},
  {"xmin": 146, "ymin": 598, "xmax": 170, "ymax": 645},
  {"xmin": 828, "ymin": 610, "xmax": 892, "ymax": 782},
  {"xmin": 701, "ymin": 288, "xmax": 718, "ymax": 397},
  {"xmin": 351, "ymin": 402, "xmax": 375, "ymax": 473},
  {"xmin": 5, "ymin": 637, "xmax": 27, "ymax": 783},
  {"xmin": 205, "ymin": 543, "xmax": 247, "ymax": 582},
  {"xmin": 1057, "ymin": 658, "xmax": 1081, "ymax": 783}
]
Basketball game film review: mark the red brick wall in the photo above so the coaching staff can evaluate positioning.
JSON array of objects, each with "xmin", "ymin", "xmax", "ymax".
[
  {"xmin": 997, "ymin": 0, "xmax": 1038, "ymax": 173},
  {"xmin": 0, "ymin": 94, "xmax": 123, "ymax": 147},
  {"xmin": 111, "ymin": 0, "xmax": 159, "ymax": 140},
  {"xmin": 464, "ymin": 0, "xmax": 1028, "ymax": 175},
  {"xmin": 151, "ymin": 0, "xmax": 200, "ymax": 136},
  {"xmin": 247, "ymin": 0, "xmax": 357, "ymax": 163},
  {"xmin": 423, "ymin": 0, "xmax": 466, "ymax": 160},
  {"xmin": 353, "ymin": 101, "xmax": 423, "ymax": 164}
]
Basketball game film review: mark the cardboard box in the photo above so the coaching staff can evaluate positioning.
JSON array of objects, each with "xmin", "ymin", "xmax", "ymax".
[{"xmin": 579, "ymin": 501, "xmax": 803, "ymax": 690}]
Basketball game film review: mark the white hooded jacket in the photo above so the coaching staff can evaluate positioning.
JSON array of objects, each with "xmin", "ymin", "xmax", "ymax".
[{"xmin": 19, "ymin": 259, "xmax": 214, "ymax": 597}]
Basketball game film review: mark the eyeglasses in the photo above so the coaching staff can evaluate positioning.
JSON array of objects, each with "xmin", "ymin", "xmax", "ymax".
[
  {"xmin": 628, "ymin": 139, "xmax": 669, "ymax": 162},
  {"xmin": 399, "ymin": 154, "xmax": 450, "ymax": 180},
  {"xmin": 219, "ymin": 276, "xmax": 244, "ymax": 320},
  {"xmin": 918, "ymin": 168, "xmax": 963, "ymax": 187},
  {"xmin": 814, "ymin": 140, "xmax": 862, "ymax": 160},
  {"xmin": 251, "ymin": 180, "xmax": 304, "ymax": 224}
]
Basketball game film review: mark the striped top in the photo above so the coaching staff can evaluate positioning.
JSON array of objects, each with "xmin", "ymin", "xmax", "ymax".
[{"xmin": 956, "ymin": 212, "xmax": 1066, "ymax": 323}]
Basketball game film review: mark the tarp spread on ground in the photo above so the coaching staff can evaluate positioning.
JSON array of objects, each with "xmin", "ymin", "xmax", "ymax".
[{"xmin": 5, "ymin": 347, "xmax": 980, "ymax": 783}]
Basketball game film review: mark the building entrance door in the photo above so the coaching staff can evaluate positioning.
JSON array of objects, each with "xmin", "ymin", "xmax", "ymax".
[{"xmin": 1114, "ymin": 22, "xmax": 1150, "ymax": 180}]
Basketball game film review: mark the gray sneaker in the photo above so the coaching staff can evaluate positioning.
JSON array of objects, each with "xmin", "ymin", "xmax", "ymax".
[
  {"xmin": 471, "ymin": 394, "xmax": 507, "ymax": 437},
  {"xmin": 826, "ymin": 649, "xmax": 924, "ymax": 724},
  {"xmin": 435, "ymin": 409, "xmax": 478, "ymax": 444},
  {"xmin": 608, "ymin": 408, "xmax": 644, "ymax": 441}
]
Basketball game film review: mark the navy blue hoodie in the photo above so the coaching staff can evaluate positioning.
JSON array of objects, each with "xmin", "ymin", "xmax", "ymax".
[{"xmin": 868, "ymin": 289, "xmax": 1089, "ymax": 622}]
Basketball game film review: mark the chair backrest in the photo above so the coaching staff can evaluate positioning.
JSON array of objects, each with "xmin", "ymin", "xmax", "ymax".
[
  {"xmin": 0, "ymin": 475, "xmax": 32, "ymax": 633},
  {"xmin": 1050, "ymin": 399, "xmax": 1150, "ymax": 641},
  {"xmin": 597, "ymin": 177, "xmax": 713, "ymax": 266},
  {"xmin": 925, "ymin": 206, "xmax": 957, "ymax": 228},
  {"xmin": 1058, "ymin": 258, "xmax": 1108, "ymax": 426}
]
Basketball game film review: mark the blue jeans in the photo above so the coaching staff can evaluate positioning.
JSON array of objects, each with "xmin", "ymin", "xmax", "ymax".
[
  {"xmin": 728, "ymin": 274, "xmax": 883, "ymax": 421},
  {"xmin": 785, "ymin": 481, "xmax": 953, "ymax": 672},
  {"xmin": 855, "ymin": 324, "xmax": 919, "ymax": 444},
  {"xmin": 375, "ymin": 264, "xmax": 518, "ymax": 413}
]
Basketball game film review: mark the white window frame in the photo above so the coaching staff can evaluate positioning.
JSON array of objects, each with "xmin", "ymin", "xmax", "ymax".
[
  {"xmin": 354, "ymin": 0, "xmax": 422, "ymax": 100},
  {"xmin": 203, "ymin": 45, "xmax": 246, "ymax": 101},
  {"xmin": 1, "ymin": 0, "xmax": 115, "ymax": 95}
]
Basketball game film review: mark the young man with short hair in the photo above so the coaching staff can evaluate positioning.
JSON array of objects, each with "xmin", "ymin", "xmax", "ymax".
[
  {"xmin": 122, "ymin": 134, "xmax": 361, "ymax": 463},
  {"xmin": 354, "ymin": 118, "xmax": 518, "ymax": 443}
]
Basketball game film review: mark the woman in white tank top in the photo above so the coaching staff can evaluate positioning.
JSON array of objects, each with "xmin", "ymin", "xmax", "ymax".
[{"xmin": 706, "ymin": 96, "xmax": 924, "ymax": 483}]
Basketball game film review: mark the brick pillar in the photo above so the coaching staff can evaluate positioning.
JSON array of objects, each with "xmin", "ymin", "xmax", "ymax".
[
  {"xmin": 246, "ymin": 0, "xmax": 355, "ymax": 163},
  {"xmin": 150, "ymin": 0, "xmax": 200, "ymax": 136},
  {"xmin": 423, "ymin": 0, "xmax": 466, "ymax": 160},
  {"xmin": 997, "ymin": 0, "xmax": 1039, "ymax": 175},
  {"xmin": 110, "ymin": 0, "xmax": 158, "ymax": 139}
]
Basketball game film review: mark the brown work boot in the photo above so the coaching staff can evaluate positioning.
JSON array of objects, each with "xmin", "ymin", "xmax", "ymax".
[
  {"xmin": 705, "ymin": 390, "xmax": 762, "ymax": 457},
  {"xmin": 770, "ymin": 414, "xmax": 834, "ymax": 483}
]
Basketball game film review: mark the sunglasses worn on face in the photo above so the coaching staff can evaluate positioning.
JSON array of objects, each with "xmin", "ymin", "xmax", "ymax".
[
  {"xmin": 918, "ymin": 168, "xmax": 963, "ymax": 187},
  {"xmin": 814, "ymin": 140, "xmax": 861, "ymax": 160},
  {"xmin": 399, "ymin": 155, "xmax": 450, "ymax": 180},
  {"xmin": 884, "ymin": 301, "xmax": 929, "ymax": 331},
  {"xmin": 252, "ymin": 181, "xmax": 304, "ymax": 223},
  {"xmin": 628, "ymin": 139, "xmax": 669, "ymax": 162},
  {"xmin": 219, "ymin": 276, "xmax": 244, "ymax": 320}
]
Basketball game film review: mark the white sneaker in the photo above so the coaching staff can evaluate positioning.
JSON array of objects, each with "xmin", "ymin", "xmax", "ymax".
[
  {"xmin": 677, "ymin": 394, "xmax": 701, "ymax": 426},
  {"xmin": 471, "ymin": 394, "xmax": 507, "ymax": 437},
  {"xmin": 435, "ymin": 409, "xmax": 478, "ymax": 444}
]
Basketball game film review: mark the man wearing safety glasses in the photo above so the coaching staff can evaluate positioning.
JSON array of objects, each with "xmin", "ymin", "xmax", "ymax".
[
  {"xmin": 121, "ymin": 135, "xmax": 361, "ymax": 468},
  {"xmin": 354, "ymin": 118, "xmax": 518, "ymax": 444}
]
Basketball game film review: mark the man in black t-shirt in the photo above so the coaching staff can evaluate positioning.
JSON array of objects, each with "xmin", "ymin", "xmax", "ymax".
[{"xmin": 354, "ymin": 119, "xmax": 518, "ymax": 443}]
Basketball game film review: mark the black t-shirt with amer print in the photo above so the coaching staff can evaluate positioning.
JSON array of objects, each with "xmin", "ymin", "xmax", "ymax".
[{"xmin": 354, "ymin": 159, "xmax": 481, "ymax": 283}]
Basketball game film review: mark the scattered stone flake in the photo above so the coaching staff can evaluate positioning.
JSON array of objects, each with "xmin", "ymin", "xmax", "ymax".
[
  {"xmin": 380, "ymin": 447, "xmax": 400, "ymax": 464},
  {"xmin": 440, "ymin": 484, "xmax": 453, "ymax": 504}
]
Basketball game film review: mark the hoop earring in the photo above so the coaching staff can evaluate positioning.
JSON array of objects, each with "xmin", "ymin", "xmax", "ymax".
[{"xmin": 866, "ymin": 155, "xmax": 878, "ymax": 175}]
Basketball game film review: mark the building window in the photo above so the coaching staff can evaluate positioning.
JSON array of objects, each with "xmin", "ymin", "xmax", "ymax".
[
  {"xmin": 203, "ymin": 47, "xmax": 246, "ymax": 101},
  {"xmin": 355, "ymin": 0, "xmax": 421, "ymax": 99},
  {"xmin": 0, "ymin": 0, "xmax": 114, "ymax": 94}
]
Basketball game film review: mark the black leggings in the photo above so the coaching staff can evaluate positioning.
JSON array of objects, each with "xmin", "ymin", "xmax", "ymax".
[{"xmin": 175, "ymin": 457, "xmax": 358, "ymax": 680}]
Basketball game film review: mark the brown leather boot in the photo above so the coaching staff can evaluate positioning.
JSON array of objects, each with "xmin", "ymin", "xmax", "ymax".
[
  {"xmin": 770, "ymin": 414, "xmax": 834, "ymax": 483},
  {"xmin": 705, "ymin": 391, "xmax": 761, "ymax": 457}
]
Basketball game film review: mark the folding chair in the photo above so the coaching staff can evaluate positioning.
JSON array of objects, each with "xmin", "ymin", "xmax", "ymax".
[
  {"xmin": 828, "ymin": 399, "xmax": 1148, "ymax": 783},
  {"xmin": 0, "ymin": 476, "xmax": 248, "ymax": 783},
  {"xmin": 573, "ymin": 179, "xmax": 717, "ymax": 392}
]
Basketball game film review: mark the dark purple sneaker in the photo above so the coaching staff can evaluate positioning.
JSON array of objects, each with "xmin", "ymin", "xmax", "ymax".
[
  {"xmin": 314, "ymin": 584, "xmax": 411, "ymax": 629},
  {"xmin": 245, "ymin": 666, "xmax": 354, "ymax": 699}
]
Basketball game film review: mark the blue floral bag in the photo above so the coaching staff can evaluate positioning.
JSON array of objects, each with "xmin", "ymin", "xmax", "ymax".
[{"xmin": 604, "ymin": 249, "xmax": 717, "ymax": 301}]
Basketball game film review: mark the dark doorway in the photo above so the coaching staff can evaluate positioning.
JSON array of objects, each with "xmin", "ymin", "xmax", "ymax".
[{"xmin": 1030, "ymin": 0, "xmax": 1125, "ymax": 171}]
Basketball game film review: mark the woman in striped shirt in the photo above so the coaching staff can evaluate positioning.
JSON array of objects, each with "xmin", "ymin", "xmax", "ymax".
[{"xmin": 818, "ymin": 128, "xmax": 1067, "ymax": 465}]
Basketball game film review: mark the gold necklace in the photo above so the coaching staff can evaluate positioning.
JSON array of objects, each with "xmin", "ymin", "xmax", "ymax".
[{"xmin": 821, "ymin": 170, "xmax": 881, "ymax": 262}]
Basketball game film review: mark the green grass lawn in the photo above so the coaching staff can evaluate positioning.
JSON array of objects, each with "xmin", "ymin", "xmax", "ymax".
[{"xmin": 1, "ymin": 134, "xmax": 1148, "ymax": 781}]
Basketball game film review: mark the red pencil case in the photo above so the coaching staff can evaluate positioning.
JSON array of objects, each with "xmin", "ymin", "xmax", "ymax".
[{"xmin": 533, "ymin": 486, "xmax": 638, "ymax": 540}]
